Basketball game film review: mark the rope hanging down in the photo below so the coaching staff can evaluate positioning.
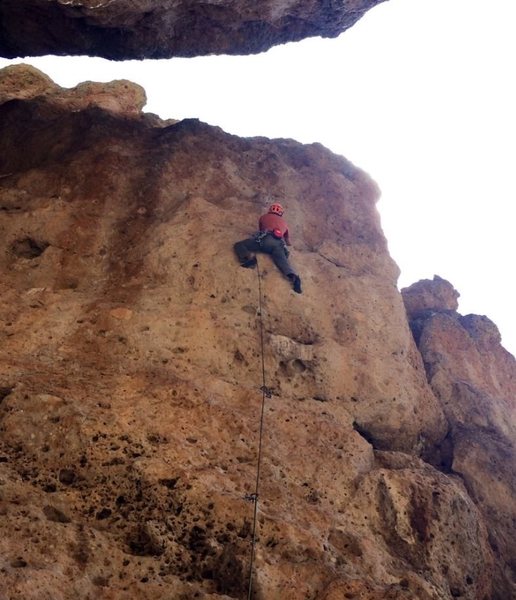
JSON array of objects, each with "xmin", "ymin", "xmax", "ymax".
[{"xmin": 246, "ymin": 258, "xmax": 270, "ymax": 600}]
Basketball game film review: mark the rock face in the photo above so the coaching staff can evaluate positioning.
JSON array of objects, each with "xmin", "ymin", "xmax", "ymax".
[
  {"xmin": 0, "ymin": 0, "xmax": 386, "ymax": 60},
  {"xmin": 0, "ymin": 64, "xmax": 147, "ymax": 117},
  {"xmin": 402, "ymin": 275, "xmax": 459, "ymax": 318},
  {"xmin": 402, "ymin": 277, "xmax": 516, "ymax": 600},
  {"xmin": 0, "ymin": 65, "xmax": 513, "ymax": 599}
]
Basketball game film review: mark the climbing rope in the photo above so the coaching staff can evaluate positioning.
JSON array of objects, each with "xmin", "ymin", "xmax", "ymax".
[{"xmin": 246, "ymin": 258, "xmax": 270, "ymax": 600}]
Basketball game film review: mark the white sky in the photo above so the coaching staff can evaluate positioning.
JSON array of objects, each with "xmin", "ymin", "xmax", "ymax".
[{"xmin": 1, "ymin": 0, "xmax": 515, "ymax": 356}]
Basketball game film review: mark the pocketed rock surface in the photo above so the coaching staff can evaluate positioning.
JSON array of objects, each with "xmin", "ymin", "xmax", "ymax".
[
  {"xmin": 0, "ymin": 0, "xmax": 386, "ymax": 60},
  {"xmin": 402, "ymin": 277, "xmax": 516, "ymax": 600},
  {"xmin": 0, "ymin": 65, "xmax": 512, "ymax": 599}
]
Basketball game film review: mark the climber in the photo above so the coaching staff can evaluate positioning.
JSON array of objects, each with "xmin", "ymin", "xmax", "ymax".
[{"xmin": 234, "ymin": 202, "xmax": 302, "ymax": 294}]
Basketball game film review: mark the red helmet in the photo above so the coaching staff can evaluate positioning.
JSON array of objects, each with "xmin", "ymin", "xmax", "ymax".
[{"xmin": 268, "ymin": 203, "xmax": 284, "ymax": 216}]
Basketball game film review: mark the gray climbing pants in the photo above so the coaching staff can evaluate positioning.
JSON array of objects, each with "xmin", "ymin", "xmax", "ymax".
[{"xmin": 234, "ymin": 234, "xmax": 296, "ymax": 277}]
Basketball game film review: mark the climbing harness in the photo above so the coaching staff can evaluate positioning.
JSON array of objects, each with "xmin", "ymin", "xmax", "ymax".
[
  {"xmin": 253, "ymin": 230, "xmax": 269, "ymax": 244},
  {"xmin": 254, "ymin": 229, "xmax": 283, "ymax": 243},
  {"xmin": 253, "ymin": 230, "xmax": 289, "ymax": 258},
  {"xmin": 246, "ymin": 258, "xmax": 269, "ymax": 600}
]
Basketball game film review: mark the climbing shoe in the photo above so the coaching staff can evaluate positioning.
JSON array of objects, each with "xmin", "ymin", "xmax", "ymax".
[
  {"xmin": 290, "ymin": 274, "xmax": 302, "ymax": 294},
  {"xmin": 241, "ymin": 257, "xmax": 257, "ymax": 269}
]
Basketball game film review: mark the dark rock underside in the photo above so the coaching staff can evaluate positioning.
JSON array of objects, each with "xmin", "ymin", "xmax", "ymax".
[{"xmin": 0, "ymin": 0, "xmax": 386, "ymax": 60}]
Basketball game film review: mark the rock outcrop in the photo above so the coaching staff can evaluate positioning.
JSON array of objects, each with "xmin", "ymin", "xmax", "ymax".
[
  {"xmin": 0, "ymin": 65, "xmax": 513, "ymax": 600},
  {"xmin": 402, "ymin": 275, "xmax": 459, "ymax": 318},
  {"xmin": 402, "ymin": 277, "xmax": 516, "ymax": 600},
  {"xmin": 0, "ymin": 0, "xmax": 386, "ymax": 60},
  {"xmin": 0, "ymin": 64, "xmax": 147, "ymax": 117}
]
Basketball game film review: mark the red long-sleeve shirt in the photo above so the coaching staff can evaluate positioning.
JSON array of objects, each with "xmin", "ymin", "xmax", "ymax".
[{"xmin": 258, "ymin": 213, "xmax": 291, "ymax": 246}]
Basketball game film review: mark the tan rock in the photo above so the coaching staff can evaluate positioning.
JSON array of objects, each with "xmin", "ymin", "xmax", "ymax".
[
  {"xmin": 110, "ymin": 307, "xmax": 133, "ymax": 320},
  {"xmin": 403, "ymin": 280, "xmax": 516, "ymax": 599},
  {"xmin": 401, "ymin": 275, "xmax": 460, "ymax": 319},
  {"xmin": 0, "ymin": 63, "xmax": 57, "ymax": 102},
  {"xmin": 0, "ymin": 64, "xmax": 146, "ymax": 117},
  {"xmin": 0, "ymin": 66, "xmax": 506, "ymax": 598}
]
